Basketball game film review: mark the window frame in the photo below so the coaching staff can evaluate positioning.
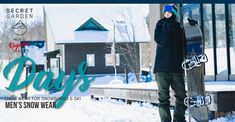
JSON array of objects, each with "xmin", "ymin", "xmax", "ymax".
[
  {"xmin": 105, "ymin": 53, "xmax": 120, "ymax": 66},
  {"xmin": 86, "ymin": 54, "xmax": 95, "ymax": 67},
  {"xmin": 180, "ymin": 4, "xmax": 235, "ymax": 81}
]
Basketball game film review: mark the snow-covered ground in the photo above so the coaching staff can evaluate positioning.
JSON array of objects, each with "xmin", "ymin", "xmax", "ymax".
[
  {"xmin": 91, "ymin": 81, "xmax": 235, "ymax": 92},
  {"xmin": 0, "ymin": 96, "xmax": 159, "ymax": 122},
  {"xmin": 210, "ymin": 113, "xmax": 235, "ymax": 122},
  {"xmin": 205, "ymin": 48, "xmax": 235, "ymax": 75},
  {"xmin": 1, "ymin": 71, "xmax": 235, "ymax": 122},
  {"xmin": 0, "ymin": 95, "xmax": 235, "ymax": 122}
]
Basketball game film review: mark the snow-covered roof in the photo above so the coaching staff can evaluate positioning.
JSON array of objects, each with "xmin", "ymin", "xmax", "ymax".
[{"xmin": 44, "ymin": 4, "xmax": 150, "ymax": 44}]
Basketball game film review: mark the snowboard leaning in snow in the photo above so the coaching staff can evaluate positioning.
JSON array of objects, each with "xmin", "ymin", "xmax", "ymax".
[{"xmin": 183, "ymin": 18, "xmax": 210, "ymax": 122}]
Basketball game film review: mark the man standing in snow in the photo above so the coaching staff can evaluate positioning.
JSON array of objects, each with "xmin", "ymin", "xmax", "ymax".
[{"xmin": 154, "ymin": 4, "xmax": 187, "ymax": 122}]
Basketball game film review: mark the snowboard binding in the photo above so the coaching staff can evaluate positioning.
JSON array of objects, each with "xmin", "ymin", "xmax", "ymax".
[
  {"xmin": 184, "ymin": 95, "xmax": 212, "ymax": 108},
  {"xmin": 182, "ymin": 54, "xmax": 208, "ymax": 70}
]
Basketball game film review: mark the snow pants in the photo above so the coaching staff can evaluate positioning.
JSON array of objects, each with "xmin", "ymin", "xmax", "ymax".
[{"xmin": 155, "ymin": 72, "xmax": 187, "ymax": 122}]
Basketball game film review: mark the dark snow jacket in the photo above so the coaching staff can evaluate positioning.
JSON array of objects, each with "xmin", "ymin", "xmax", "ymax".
[{"xmin": 153, "ymin": 17, "xmax": 186, "ymax": 74}]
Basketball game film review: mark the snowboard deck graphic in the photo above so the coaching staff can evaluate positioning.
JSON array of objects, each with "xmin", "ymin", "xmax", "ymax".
[{"xmin": 183, "ymin": 18, "xmax": 209, "ymax": 122}]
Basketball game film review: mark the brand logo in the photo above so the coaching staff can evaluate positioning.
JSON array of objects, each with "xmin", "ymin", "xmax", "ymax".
[
  {"xmin": 12, "ymin": 20, "xmax": 27, "ymax": 36},
  {"xmin": 3, "ymin": 56, "xmax": 94, "ymax": 108},
  {"xmin": 5, "ymin": 8, "xmax": 33, "ymax": 19},
  {"xmin": 8, "ymin": 41, "xmax": 28, "ymax": 52}
]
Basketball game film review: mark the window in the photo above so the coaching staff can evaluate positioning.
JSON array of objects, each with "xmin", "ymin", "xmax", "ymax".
[
  {"xmin": 181, "ymin": 5, "xmax": 190, "ymax": 24},
  {"xmin": 229, "ymin": 4, "xmax": 235, "ymax": 75},
  {"xmin": 191, "ymin": 7, "xmax": 201, "ymax": 26},
  {"xmin": 215, "ymin": 4, "xmax": 228, "ymax": 78},
  {"xmin": 203, "ymin": 4, "xmax": 215, "ymax": 76},
  {"xmin": 86, "ymin": 54, "xmax": 95, "ymax": 67},
  {"xmin": 181, "ymin": 4, "xmax": 200, "ymax": 25},
  {"xmin": 181, "ymin": 4, "xmax": 234, "ymax": 81},
  {"xmin": 105, "ymin": 54, "xmax": 120, "ymax": 66},
  {"xmin": 182, "ymin": 11, "xmax": 189, "ymax": 24}
]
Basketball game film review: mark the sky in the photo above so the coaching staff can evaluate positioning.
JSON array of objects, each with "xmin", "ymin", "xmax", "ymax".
[
  {"xmin": 0, "ymin": 4, "xmax": 149, "ymax": 23},
  {"xmin": 0, "ymin": 4, "xmax": 149, "ymax": 40}
]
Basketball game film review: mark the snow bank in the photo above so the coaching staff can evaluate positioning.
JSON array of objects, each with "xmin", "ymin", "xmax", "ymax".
[
  {"xmin": 0, "ymin": 89, "xmax": 16, "ymax": 100},
  {"xmin": 209, "ymin": 112, "xmax": 235, "ymax": 122},
  {"xmin": 0, "ymin": 97, "xmax": 160, "ymax": 122},
  {"xmin": 90, "ymin": 75, "xmax": 125, "ymax": 85},
  {"xmin": 205, "ymin": 82, "xmax": 235, "ymax": 91}
]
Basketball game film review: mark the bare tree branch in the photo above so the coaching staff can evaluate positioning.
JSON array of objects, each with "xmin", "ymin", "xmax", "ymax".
[{"xmin": 104, "ymin": 7, "xmax": 141, "ymax": 82}]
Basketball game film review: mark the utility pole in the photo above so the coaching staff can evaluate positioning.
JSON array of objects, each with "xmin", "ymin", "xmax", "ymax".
[{"xmin": 112, "ymin": 21, "xmax": 117, "ymax": 80}]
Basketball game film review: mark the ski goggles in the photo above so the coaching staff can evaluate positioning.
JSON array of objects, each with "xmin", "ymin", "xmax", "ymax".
[{"xmin": 162, "ymin": 5, "xmax": 179, "ymax": 17}]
